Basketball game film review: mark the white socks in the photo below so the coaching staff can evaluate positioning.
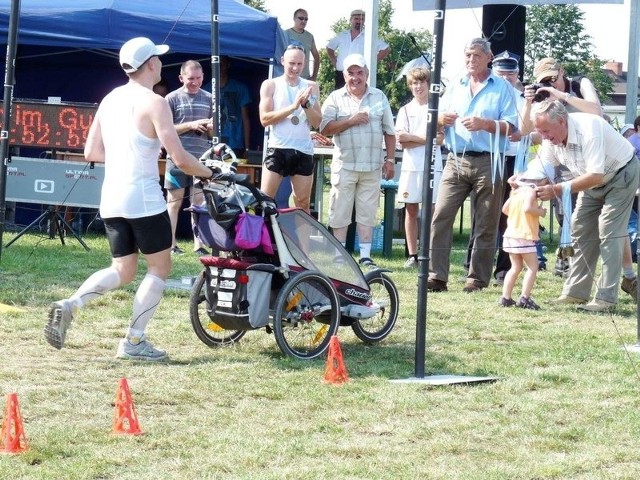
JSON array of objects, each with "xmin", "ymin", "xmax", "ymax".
[
  {"xmin": 359, "ymin": 242, "xmax": 372, "ymax": 259},
  {"xmin": 69, "ymin": 267, "xmax": 121, "ymax": 310},
  {"xmin": 128, "ymin": 274, "xmax": 166, "ymax": 342}
]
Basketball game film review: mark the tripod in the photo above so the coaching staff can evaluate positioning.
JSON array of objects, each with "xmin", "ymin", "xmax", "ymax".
[{"xmin": 5, "ymin": 205, "xmax": 90, "ymax": 250}]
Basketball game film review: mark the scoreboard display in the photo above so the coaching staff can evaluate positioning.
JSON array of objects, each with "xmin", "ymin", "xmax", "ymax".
[{"xmin": 0, "ymin": 100, "xmax": 97, "ymax": 150}]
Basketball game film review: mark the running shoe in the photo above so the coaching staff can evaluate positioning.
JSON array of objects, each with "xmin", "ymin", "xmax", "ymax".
[
  {"xmin": 44, "ymin": 299, "xmax": 76, "ymax": 349},
  {"xmin": 116, "ymin": 336, "xmax": 168, "ymax": 361}
]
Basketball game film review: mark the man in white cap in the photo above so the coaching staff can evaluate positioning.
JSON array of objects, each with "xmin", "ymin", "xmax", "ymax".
[
  {"xmin": 326, "ymin": 9, "xmax": 390, "ymax": 89},
  {"xmin": 320, "ymin": 53, "xmax": 396, "ymax": 268},
  {"xmin": 44, "ymin": 37, "xmax": 215, "ymax": 361}
]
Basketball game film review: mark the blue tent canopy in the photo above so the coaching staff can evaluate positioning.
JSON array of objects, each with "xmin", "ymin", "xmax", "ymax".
[
  {"xmin": 0, "ymin": 0, "xmax": 286, "ymax": 107},
  {"xmin": 0, "ymin": 0, "xmax": 282, "ymax": 58}
]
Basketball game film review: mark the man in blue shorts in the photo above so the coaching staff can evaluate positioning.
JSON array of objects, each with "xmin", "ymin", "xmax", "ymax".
[
  {"xmin": 164, "ymin": 60, "xmax": 212, "ymax": 256},
  {"xmin": 258, "ymin": 44, "xmax": 321, "ymax": 213},
  {"xmin": 44, "ymin": 38, "xmax": 215, "ymax": 361}
]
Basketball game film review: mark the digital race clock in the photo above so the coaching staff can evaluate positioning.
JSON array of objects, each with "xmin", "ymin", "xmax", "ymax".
[{"xmin": 0, "ymin": 99, "xmax": 97, "ymax": 150}]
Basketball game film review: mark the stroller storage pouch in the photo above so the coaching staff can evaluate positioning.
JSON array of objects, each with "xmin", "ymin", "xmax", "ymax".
[
  {"xmin": 206, "ymin": 261, "xmax": 272, "ymax": 329},
  {"xmin": 234, "ymin": 212, "xmax": 264, "ymax": 250}
]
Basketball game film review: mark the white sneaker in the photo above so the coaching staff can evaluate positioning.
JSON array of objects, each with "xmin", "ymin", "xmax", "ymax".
[
  {"xmin": 44, "ymin": 300, "xmax": 76, "ymax": 349},
  {"xmin": 116, "ymin": 336, "xmax": 168, "ymax": 361},
  {"xmin": 403, "ymin": 257, "xmax": 418, "ymax": 269},
  {"xmin": 576, "ymin": 299, "xmax": 616, "ymax": 313}
]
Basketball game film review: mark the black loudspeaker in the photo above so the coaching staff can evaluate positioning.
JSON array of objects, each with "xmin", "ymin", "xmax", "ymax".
[{"xmin": 482, "ymin": 5, "xmax": 526, "ymax": 76}]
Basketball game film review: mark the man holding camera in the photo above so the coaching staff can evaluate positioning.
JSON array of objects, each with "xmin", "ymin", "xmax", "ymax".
[
  {"xmin": 530, "ymin": 58, "xmax": 602, "ymax": 116},
  {"xmin": 259, "ymin": 44, "xmax": 321, "ymax": 213}
]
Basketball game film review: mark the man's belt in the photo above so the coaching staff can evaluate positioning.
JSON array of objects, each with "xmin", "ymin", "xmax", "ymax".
[{"xmin": 455, "ymin": 151, "xmax": 490, "ymax": 157}]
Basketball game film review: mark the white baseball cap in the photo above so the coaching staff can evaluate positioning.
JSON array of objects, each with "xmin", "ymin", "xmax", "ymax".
[
  {"xmin": 342, "ymin": 53, "xmax": 367, "ymax": 70},
  {"xmin": 119, "ymin": 37, "xmax": 169, "ymax": 74}
]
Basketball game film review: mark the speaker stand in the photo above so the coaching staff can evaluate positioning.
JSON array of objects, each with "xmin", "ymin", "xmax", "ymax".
[{"xmin": 4, "ymin": 205, "xmax": 90, "ymax": 250}]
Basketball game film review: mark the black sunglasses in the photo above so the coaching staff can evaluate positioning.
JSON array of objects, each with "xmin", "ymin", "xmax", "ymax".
[
  {"xmin": 286, "ymin": 44, "xmax": 304, "ymax": 51},
  {"xmin": 296, "ymin": 16, "xmax": 308, "ymax": 21}
]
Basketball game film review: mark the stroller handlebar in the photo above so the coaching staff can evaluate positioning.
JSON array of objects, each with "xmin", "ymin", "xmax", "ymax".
[{"xmin": 199, "ymin": 143, "xmax": 276, "ymax": 212}]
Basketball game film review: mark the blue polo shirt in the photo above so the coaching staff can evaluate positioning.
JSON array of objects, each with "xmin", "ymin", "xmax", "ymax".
[{"xmin": 440, "ymin": 71, "xmax": 518, "ymax": 154}]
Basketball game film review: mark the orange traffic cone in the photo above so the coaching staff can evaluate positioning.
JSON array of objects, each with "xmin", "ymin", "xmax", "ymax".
[
  {"xmin": 324, "ymin": 335, "xmax": 349, "ymax": 384},
  {"xmin": 0, "ymin": 393, "xmax": 29, "ymax": 454},
  {"xmin": 112, "ymin": 378, "xmax": 143, "ymax": 435}
]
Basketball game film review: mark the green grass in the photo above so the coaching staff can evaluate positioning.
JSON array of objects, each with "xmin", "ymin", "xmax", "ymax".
[{"xmin": 1, "ymin": 220, "xmax": 640, "ymax": 479}]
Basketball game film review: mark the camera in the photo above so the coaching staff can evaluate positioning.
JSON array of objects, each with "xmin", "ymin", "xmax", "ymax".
[{"xmin": 531, "ymin": 81, "xmax": 553, "ymax": 103}]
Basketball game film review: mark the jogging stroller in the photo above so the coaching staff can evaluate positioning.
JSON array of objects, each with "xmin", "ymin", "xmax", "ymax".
[{"xmin": 188, "ymin": 145, "xmax": 399, "ymax": 360}]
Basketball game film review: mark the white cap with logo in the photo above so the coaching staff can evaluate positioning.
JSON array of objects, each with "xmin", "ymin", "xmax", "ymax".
[{"xmin": 119, "ymin": 37, "xmax": 169, "ymax": 74}]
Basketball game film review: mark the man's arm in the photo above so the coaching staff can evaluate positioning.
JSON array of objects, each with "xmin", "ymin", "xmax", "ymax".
[
  {"xmin": 301, "ymin": 82, "xmax": 322, "ymax": 129},
  {"xmin": 536, "ymin": 172, "xmax": 604, "ymax": 201},
  {"xmin": 310, "ymin": 38, "xmax": 320, "ymax": 81},
  {"xmin": 259, "ymin": 78, "xmax": 301, "ymax": 127},
  {"xmin": 326, "ymin": 47, "xmax": 337, "ymax": 69},
  {"xmin": 377, "ymin": 46, "xmax": 390, "ymax": 61},
  {"xmin": 175, "ymin": 118, "xmax": 210, "ymax": 136},
  {"xmin": 84, "ymin": 111, "xmax": 105, "ymax": 163},
  {"xmin": 381, "ymin": 132, "xmax": 396, "ymax": 180},
  {"xmin": 320, "ymin": 111, "xmax": 369, "ymax": 136},
  {"xmin": 460, "ymin": 117, "xmax": 515, "ymax": 136}
]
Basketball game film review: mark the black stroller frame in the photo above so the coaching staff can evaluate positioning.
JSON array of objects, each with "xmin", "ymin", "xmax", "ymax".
[{"xmin": 189, "ymin": 147, "xmax": 399, "ymax": 360}]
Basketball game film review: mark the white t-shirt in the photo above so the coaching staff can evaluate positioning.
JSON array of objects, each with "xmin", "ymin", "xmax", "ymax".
[
  {"xmin": 326, "ymin": 29, "xmax": 388, "ymax": 72},
  {"xmin": 396, "ymin": 100, "xmax": 429, "ymax": 171}
]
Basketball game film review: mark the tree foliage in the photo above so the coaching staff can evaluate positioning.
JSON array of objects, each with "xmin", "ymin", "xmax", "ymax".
[
  {"xmin": 244, "ymin": 0, "xmax": 266, "ymax": 12},
  {"xmin": 525, "ymin": 4, "xmax": 613, "ymax": 101},
  {"xmin": 316, "ymin": 0, "xmax": 433, "ymax": 112}
]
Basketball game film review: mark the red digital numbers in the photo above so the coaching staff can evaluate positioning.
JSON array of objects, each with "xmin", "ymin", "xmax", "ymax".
[
  {"xmin": 15, "ymin": 104, "xmax": 51, "ymax": 145},
  {"xmin": 0, "ymin": 100, "xmax": 96, "ymax": 149},
  {"xmin": 59, "ymin": 107, "xmax": 93, "ymax": 148}
]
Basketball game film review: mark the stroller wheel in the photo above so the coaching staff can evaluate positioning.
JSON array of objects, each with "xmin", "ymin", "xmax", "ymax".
[
  {"xmin": 273, "ymin": 270, "xmax": 340, "ymax": 360},
  {"xmin": 351, "ymin": 272, "xmax": 399, "ymax": 344},
  {"xmin": 189, "ymin": 271, "xmax": 246, "ymax": 347}
]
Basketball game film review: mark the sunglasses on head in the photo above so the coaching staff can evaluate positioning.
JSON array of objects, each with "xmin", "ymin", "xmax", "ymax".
[
  {"xmin": 296, "ymin": 16, "xmax": 308, "ymax": 21},
  {"xmin": 286, "ymin": 43, "xmax": 304, "ymax": 51}
]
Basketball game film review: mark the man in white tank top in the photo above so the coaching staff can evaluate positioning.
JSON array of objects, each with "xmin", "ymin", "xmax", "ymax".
[
  {"xmin": 44, "ymin": 37, "xmax": 215, "ymax": 361},
  {"xmin": 259, "ymin": 45, "xmax": 321, "ymax": 213}
]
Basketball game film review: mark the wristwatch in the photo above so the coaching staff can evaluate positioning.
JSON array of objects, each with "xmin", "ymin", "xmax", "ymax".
[{"xmin": 384, "ymin": 156, "xmax": 395, "ymax": 163}]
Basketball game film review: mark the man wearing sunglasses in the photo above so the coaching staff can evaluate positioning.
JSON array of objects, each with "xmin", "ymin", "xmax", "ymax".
[
  {"xmin": 529, "ymin": 58, "xmax": 602, "ymax": 116},
  {"xmin": 286, "ymin": 9, "xmax": 320, "ymax": 81}
]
